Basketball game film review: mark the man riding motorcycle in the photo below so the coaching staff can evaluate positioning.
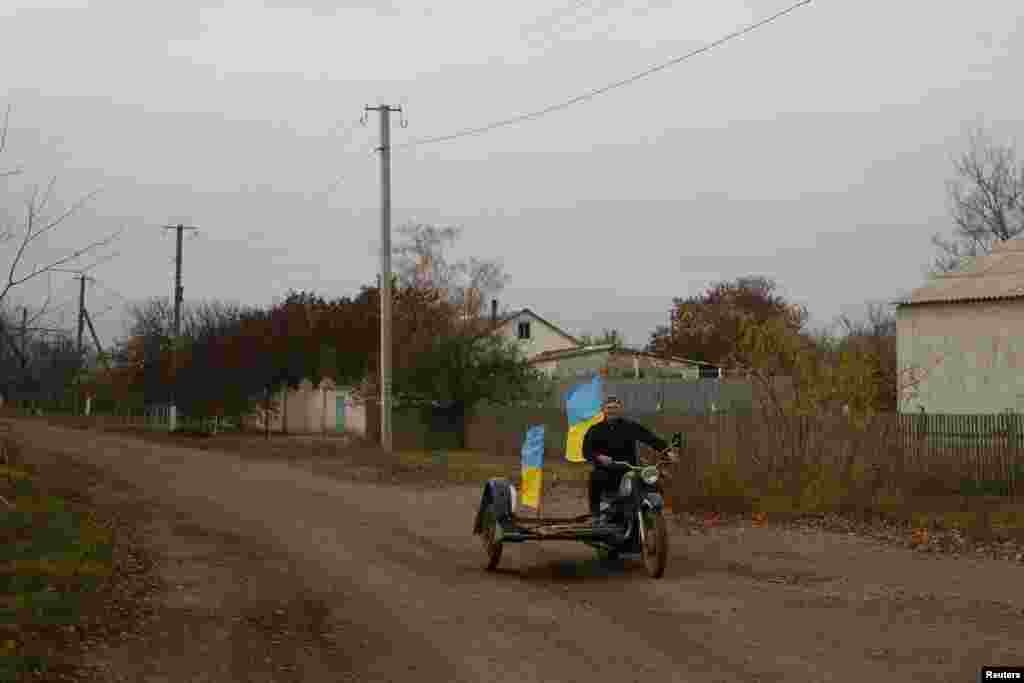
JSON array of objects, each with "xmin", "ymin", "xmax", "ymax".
[{"xmin": 581, "ymin": 395, "xmax": 678, "ymax": 522}]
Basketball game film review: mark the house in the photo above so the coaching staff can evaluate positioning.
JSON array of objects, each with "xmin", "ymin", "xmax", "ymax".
[
  {"xmin": 895, "ymin": 237, "xmax": 1024, "ymax": 414},
  {"xmin": 246, "ymin": 378, "xmax": 355, "ymax": 435},
  {"xmin": 527, "ymin": 344, "xmax": 709, "ymax": 380},
  {"xmin": 487, "ymin": 302, "xmax": 581, "ymax": 360}
]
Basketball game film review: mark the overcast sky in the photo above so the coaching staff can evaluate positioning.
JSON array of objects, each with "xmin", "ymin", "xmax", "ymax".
[{"xmin": 2, "ymin": 0, "xmax": 1022, "ymax": 349}]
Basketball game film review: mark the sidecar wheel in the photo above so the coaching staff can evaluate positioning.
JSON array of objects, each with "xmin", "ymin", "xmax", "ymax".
[
  {"xmin": 641, "ymin": 509, "xmax": 669, "ymax": 579},
  {"xmin": 480, "ymin": 507, "xmax": 503, "ymax": 571}
]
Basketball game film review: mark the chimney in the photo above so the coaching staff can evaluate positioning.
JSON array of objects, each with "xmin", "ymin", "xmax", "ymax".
[{"xmin": 491, "ymin": 299, "xmax": 498, "ymax": 324}]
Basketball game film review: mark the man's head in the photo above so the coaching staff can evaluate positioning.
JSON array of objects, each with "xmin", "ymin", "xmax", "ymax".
[{"xmin": 602, "ymin": 395, "xmax": 624, "ymax": 421}]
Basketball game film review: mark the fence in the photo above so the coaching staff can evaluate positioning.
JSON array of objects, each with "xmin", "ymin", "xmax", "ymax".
[
  {"xmin": 467, "ymin": 409, "xmax": 1024, "ymax": 500},
  {"xmin": 0, "ymin": 405, "xmax": 232, "ymax": 433},
  {"xmin": 531, "ymin": 377, "xmax": 755, "ymax": 413}
]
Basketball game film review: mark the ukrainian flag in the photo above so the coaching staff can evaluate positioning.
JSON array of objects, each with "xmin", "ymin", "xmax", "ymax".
[
  {"xmin": 564, "ymin": 375, "xmax": 605, "ymax": 463},
  {"xmin": 520, "ymin": 425, "xmax": 545, "ymax": 509}
]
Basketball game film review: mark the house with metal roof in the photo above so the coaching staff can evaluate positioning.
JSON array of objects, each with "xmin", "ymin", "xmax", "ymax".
[
  {"xmin": 484, "ymin": 301, "xmax": 714, "ymax": 379},
  {"xmin": 488, "ymin": 304, "xmax": 582, "ymax": 361},
  {"xmin": 895, "ymin": 237, "xmax": 1024, "ymax": 413}
]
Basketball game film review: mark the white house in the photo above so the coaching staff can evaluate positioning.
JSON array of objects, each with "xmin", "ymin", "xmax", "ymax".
[
  {"xmin": 488, "ymin": 303, "xmax": 582, "ymax": 360},
  {"xmin": 896, "ymin": 237, "xmax": 1024, "ymax": 414},
  {"xmin": 247, "ymin": 378, "xmax": 351, "ymax": 435}
]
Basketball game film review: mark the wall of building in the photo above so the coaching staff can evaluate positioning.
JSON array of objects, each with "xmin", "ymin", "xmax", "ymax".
[
  {"xmin": 250, "ymin": 380, "xmax": 340, "ymax": 434},
  {"xmin": 897, "ymin": 298, "xmax": 1024, "ymax": 413},
  {"xmin": 493, "ymin": 312, "xmax": 578, "ymax": 359},
  {"xmin": 346, "ymin": 398, "xmax": 367, "ymax": 436}
]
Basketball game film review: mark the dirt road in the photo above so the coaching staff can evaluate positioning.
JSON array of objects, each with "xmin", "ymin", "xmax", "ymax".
[{"xmin": 14, "ymin": 421, "xmax": 1024, "ymax": 682}]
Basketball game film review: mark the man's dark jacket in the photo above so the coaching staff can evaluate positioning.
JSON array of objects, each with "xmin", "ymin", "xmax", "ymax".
[{"xmin": 581, "ymin": 418, "xmax": 668, "ymax": 468}]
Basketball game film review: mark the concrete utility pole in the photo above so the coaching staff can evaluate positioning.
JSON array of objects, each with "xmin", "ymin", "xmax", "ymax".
[
  {"xmin": 163, "ymin": 223, "xmax": 198, "ymax": 432},
  {"xmin": 364, "ymin": 104, "xmax": 404, "ymax": 452}
]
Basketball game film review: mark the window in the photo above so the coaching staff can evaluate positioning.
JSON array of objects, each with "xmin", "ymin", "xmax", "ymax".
[{"xmin": 517, "ymin": 321, "xmax": 531, "ymax": 340}]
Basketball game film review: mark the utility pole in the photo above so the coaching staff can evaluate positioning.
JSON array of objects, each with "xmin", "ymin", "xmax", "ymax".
[
  {"xmin": 74, "ymin": 274, "xmax": 96, "ymax": 415},
  {"xmin": 20, "ymin": 307, "xmax": 27, "ymax": 368},
  {"xmin": 76, "ymin": 275, "xmax": 88, "ymax": 357},
  {"xmin": 83, "ymin": 308, "xmax": 107, "ymax": 369},
  {"xmin": 162, "ymin": 223, "xmax": 198, "ymax": 432},
  {"xmin": 364, "ymin": 104, "xmax": 404, "ymax": 452}
]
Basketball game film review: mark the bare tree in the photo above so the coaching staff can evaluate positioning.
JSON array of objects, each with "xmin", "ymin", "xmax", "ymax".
[
  {"xmin": 931, "ymin": 127, "xmax": 1024, "ymax": 274},
  {"xmin": 392, "ymin": 222, "xmax": 510, "ymax": 320},
  {"xmin": 0, "ymin": 105, "xmax": 120, "ymax": 317}
]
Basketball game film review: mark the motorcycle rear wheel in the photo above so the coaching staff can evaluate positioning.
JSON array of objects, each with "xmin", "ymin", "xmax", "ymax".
[{"xmin": 641, "ymin": 509, "xmax": 669, "ymax": 578}]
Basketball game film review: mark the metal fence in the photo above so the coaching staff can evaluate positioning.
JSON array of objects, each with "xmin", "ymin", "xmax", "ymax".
[{"xmin": 531, "ymin": 377, "xmax": 755, "ymax": 414}]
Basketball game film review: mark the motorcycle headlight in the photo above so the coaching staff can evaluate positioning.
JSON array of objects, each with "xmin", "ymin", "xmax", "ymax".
[
  {"xmin": 641, "ymin": 466, "xmax": 659, "ymax": 485},
  {"xmin": 618, "ymin": 474, "xmax": 633, "ymax": 496}
]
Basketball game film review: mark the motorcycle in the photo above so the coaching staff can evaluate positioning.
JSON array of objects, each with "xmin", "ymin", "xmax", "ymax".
[{"xmin": 472, "ymin": 433, "xmax": 682, "ymax": 579}]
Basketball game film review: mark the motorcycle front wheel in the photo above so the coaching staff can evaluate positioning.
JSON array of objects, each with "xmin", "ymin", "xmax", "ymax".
[{"xmin": 641, "ymin": 508, "xmax": 669, "ymax": 578}]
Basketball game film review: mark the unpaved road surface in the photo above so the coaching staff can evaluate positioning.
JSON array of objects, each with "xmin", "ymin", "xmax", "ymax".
[{"xmin": 14, "ymin": 421, "xmax": 1024, "ymax": 682}]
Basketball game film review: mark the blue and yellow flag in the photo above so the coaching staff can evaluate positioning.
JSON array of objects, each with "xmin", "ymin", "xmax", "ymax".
[
  {"xmin": 520, "ymin": 425, "xmax": 545, "ymax": 509},
  {"xmin": 564, "ymin": 375, "xmax": 604, "ymax": 463}
]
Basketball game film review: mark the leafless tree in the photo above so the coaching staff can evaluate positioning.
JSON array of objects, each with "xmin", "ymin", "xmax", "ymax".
[
  {"xmin": 391, "ymin": 222, "xmax": 510, "ymax": 320},
  {"xmin": 931, "ymin": 127, "xmax": 1024, "ymax": 274},
  {"xmin": 0, "ymin": 104, "xmax": 121, "ymax": 320}
]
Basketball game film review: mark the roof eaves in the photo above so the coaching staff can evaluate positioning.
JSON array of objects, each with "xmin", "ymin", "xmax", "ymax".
[{"xmin": 896, "ymin": 293, "xmax": 1024, "ymax": 306}]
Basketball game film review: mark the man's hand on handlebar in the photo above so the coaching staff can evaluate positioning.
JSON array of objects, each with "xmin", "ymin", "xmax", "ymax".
[{"xmin": 594, "ymin": 454, "xmax": 613, "ymax": 466}]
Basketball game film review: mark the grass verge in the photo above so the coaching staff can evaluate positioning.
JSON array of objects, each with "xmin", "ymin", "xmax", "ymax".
[{"xmin": 0, "ymin": 431, "xmax": 157, "ymax": 682}]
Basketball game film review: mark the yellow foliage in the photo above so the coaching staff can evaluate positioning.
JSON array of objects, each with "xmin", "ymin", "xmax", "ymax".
[
  {"xmin": 75, "ymin": 559, "xmax": 114, "ymax": 577},
  {"xmin": 874, "ymin": 488, "xmax": 905, "ymax": 514},
  {"xmin": 991, "ymin": 511, "xmax": 1024, "ymax": 531},
  {"xmin": 0, "ymin": 465, "xmax": 30, "ymax": 481},
  {"xmin": 940, "ymin": 512, "xmax": 977, "ymax": 530},
  {"xmin": 756, "ymin": 494, "xmax": 796, "ymax": 514},
  {"xmin": 797, "ymin": 464, "xmax": 845, "ymax": 512},
  {"xmin": 734, "ymin": 313, "xmax": 883, "ymax": 423},
  {"xmin": 11, "ymin": 558, "xmax": 80, "ymax": 578},
  {"xmin": 700, "ymin": 463, "xmax": 750, "ymax": 499},
  {"xmin": 79, "ymin": 517, "xmax": 113, "ymax": 547}
]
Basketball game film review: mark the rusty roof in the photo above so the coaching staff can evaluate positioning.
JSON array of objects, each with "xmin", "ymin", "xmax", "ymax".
[{"xmin": 895, "ymin": 238, "xmax": 1024, "ymax": 306}]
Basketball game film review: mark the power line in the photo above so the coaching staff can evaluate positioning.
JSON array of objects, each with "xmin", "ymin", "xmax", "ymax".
[{"xmin": 394, "ymin": 0, "xmax": 812, "ymax": 150}]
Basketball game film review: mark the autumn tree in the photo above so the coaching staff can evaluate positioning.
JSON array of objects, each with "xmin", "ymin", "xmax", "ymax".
[
  {"xmin": 647, "ymin": 276, "xmax": 806, "ymax": 366},
  {"xmin": 931, "ymin": 127, "xmax": 1024, "ymax": 274},
  {"xmin": 391, "ymin": 329, "xmax": 541, "ymax": 448},
  {"xmin": 831, "ymin": 303, "xmax": 897, "ymax": 412},
  {"xmin": 391, "ymin": 222, "xmax": 509, "ymax": 321}
]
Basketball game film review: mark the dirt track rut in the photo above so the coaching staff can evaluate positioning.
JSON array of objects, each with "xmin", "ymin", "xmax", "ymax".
[{"xmin": 15, "ymin": 422, "xmax": 1024, "ymax": 682}]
